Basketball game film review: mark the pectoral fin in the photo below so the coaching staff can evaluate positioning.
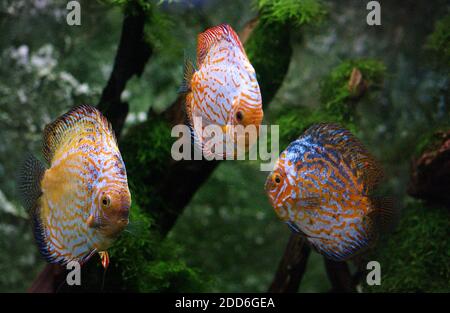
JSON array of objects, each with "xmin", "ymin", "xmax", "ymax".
[
  {"xmin": 179, "ymin": 56, "xmax": 196, "ymax": 94},
  {"xmin": 297, "ymin": 196, "xmax": 321, "ymax": 210},
  {"xmin": 87, "ymin": 214, "xmax": 105, "ymax": 229}
]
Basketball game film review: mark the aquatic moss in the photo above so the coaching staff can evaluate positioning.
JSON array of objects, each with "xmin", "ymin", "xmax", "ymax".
[
  {"xmin": 256, "ymin": 0, "xmax": 327, "ymax": 26},
  {"xmin": 273, "ymin": 59, "xmax": 385, "ymax": 151},
  {"xmin": 120, "ymin": 116, "xmax": 173, "ymax": 213},
  {"xmin": 245, "ymin": 21, "xmax": 293, "ymax": 106},
  {"xmin": 61, "ymin": 195, "xmax": 207, "ymax": 292},
  {"xmin": 365, "ymin": 199, "xmax": 450, "ymax": 292},
  {"xmin": 320, "ymin": 59, "xmax": 386, "ymax": 124},
  {"xmin": 107, "ymin": 202, "xmax": 154, "ymax": 290},
  {"xmin": 414, "ymin": 125, "xmax": 450, "ymax": 157},
  {"xmin": 425, "ymin": 14, "xmax": 450, "ymax": 68},
  {"xmin": 103, "ymin": 0, "xmax": 177, "ymax": 55},
  {"xmin": 274, "ymin": 61, "xmax": 383, "ymax": 149},
  {"xmin": 108, "ymin": 203, "xmax": 207, "ymax": 292},
  {"xmin": 247, "ymin": 0, "xmax": 327, "ymax": 106},
  {"xmin": 99, "ymin": 117, "xmax": 208, "ymax": 292},
  {"xmin": 137, "ymin": 241, "xmax": 208, "ymax": 292}
]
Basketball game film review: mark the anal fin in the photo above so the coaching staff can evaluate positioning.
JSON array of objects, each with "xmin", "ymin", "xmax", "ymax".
[
  {"xmin": 17, "ymin": 154, "xmax": 46, "ymax": 212},
  {"xmin": 99, "ymin": 251, "xmax": 109, "ymax": 269}
]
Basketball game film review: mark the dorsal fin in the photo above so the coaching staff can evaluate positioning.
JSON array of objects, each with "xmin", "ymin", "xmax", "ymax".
[
  {"xmin": 197, "ymin": 24, "xmax": 244, "ymax": 66},
  {"xmin": 17, "ymin": 154, "xmax": 46, "ymax": 212},
  {"xmin": 43, "ymin": 105, "xmax": 115, "ymax": 163},
  {"xmin": 17, "ymin": 155, "xmax": 65, "ymax": 264},
  {"xmin": 178, "ymin": 56, "xmax": 196, "ymax": 94},
  {"xmin": 304, "ymin": 123, "xmax": 384, "ymax": 192}
]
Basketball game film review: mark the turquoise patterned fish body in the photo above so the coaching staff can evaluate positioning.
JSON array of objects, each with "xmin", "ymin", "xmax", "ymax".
[{"xmin": 265, "ymin": 123, "xmax": 393, "ymax": 261}]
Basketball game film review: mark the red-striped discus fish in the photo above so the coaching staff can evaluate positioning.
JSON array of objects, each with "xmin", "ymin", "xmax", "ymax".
[
  {"xmin": 18, "ymin": 105, "xmax": 131, "ymax": 268},
  {"xmin": 265, "ymin": 123, "xmax": 394, "ymax": 261},
  {"xmin": 181, "ymin": 24, "xmax": 263, "ymax": 158}
]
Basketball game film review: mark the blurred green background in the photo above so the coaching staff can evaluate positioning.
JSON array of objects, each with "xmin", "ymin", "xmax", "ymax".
[{"xmin": 0, "ymin": 0, "xmax": 448, "ymax": 292}]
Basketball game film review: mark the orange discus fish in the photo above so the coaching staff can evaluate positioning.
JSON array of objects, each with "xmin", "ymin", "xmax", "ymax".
[
  {"xmin": 265, "ymin": 123, "xmax": 395, "ymax": 261},
  {"xmin": 180, "ymin": 24, "xmax": 263, "ymax": 158},
  {"xmin": 18, "ymin": 105, "xmax": 131, "ymax": 268}
]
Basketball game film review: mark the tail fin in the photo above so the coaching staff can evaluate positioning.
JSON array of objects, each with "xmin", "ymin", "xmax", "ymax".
[
  {"xmin": 17, "ymin": 154, "xmax": 46, "ymax": 212},
  {"xmin": 371, "ymin": 196, "xmax": 399, "ymax": 233}
]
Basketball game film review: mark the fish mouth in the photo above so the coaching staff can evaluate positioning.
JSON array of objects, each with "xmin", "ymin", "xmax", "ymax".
[
  {"xmin": 118, "ymin": 211, "xmax": 130, "ymax": 226},
  {"xmin": 221, "ymin": 124, "xmax": 259, "ymax": 144},
  {"xmin": 115, "ymin": 205, "xmax": 130, "ymax": 228},
  {"xmin": 246, "ymin": 109, "xmax": 264, "ymax": 126},
  {"xmin": 101, "ymin": 215, "xmax": 129, "ymax": 238}
]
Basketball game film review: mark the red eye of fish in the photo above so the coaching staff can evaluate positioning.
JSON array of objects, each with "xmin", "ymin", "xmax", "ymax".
[
  {"xmin": 101, "ymin": 195, "xmax": 111, "ymax": 208},
  {"xmin": 236, "ymin": 111, "xmax": 244, "ymax": 123}
]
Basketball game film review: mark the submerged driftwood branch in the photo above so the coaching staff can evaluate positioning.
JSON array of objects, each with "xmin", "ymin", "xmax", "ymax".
[
  {"xmin": 408, "ymin": 130, "xmax": 450, "ymax": 208},
  {"xmin": 324, "ymin": 258, "xmax": 356, "ymax": 293},
  {"xmin": 268, "ymin": 234, "xmax": 310, "ymax": 293},
  {"xmin": 98, "ymin": 6, "xmax": 153, "ymax": 137}
]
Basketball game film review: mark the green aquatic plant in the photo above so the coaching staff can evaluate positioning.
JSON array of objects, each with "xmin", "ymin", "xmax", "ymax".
[
  {"xmin": 245, "ymin": 21, "xmax": 293, "ymax": 106},
  {"xmin": 414, "ymin": 125, "xmax": 450, "ymax": 157},
  {"xmin": 247, "ymin": 0, "xmax": 326, "ymax": 106},
  {"xmin": 103, "ymin": 0, "xmax": 180, "ymax": 58},
  {"xmin": 120, "ymin": 116, "xmax": 173, "ymax": 216},
  {"xmin": 256, "ymin": 0, "xmax": 327, "ymax": 26},
  {"xmin": 274, "ymin": 59, "xmax": 385, "ymax": 148},
  {"xmin": 425, "ymin": 13, "xmax": 450, "ymax": 68},
  {"xmin": 365, "ymin": 199, "xmax": 450, "ymax": 292},
  {"xmin": 109, "ymin": 203, "xmax": 207, "ymax": 292},
  {"xmin": 320, "ymin": 59, "xmax": 386, "ymax": 124}
]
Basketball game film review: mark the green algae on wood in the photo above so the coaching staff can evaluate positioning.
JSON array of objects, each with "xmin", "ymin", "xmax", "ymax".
[
  {"xmin": 364, "ymin": 199, "xmax": 450, "ymax": 292},
  {"xmin": 245, "ymin": 21, "xmax": 293, "ymax": 106},
  {"xmin": 109, "ymin": 204, "xmax": 208, "ymax": 292},
  {"xmin": 320, "ymin": 59, "xmax": 386, "ymax": 124},
  {"xmin": 120, "ymin": 116, "xmax": 173, "ymax": 216},
  {"xmin": 257, "ymin": 0, "xmax": 327, "ymax": 26}
]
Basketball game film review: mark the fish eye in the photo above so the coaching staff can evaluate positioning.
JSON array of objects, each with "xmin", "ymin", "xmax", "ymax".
[
  {"xmin": 273, "ymin": 174, "xmax": 281, "ymax": 184},
  {"xmin": 101, "ymin": 195, "xmax": 111, "ymax": 208},
  {"xmin": 236, "ymin": 111, "xmax": 244, "ymax": 122}
]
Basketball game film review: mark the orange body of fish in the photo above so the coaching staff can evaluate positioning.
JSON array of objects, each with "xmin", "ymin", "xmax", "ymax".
[
  {"xmin": 181, "ymin": 24, "xmax": 263, "ymax": 158},
  {"xmin": 265, "ymin": 123, "xmax": 395, "ymax": 261}
]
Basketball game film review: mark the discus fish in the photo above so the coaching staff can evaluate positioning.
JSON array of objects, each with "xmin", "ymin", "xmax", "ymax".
[
  {"xmin": 180, "ymin": 24, "xmax": 263, "ymax": 158},
  {"xmin": 18, "ymin": 105, "xmax": 131, "ymax": 268},
  {"xmin": 265, "ymin": 123, "xmax": 394, "ymax": 261}
]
